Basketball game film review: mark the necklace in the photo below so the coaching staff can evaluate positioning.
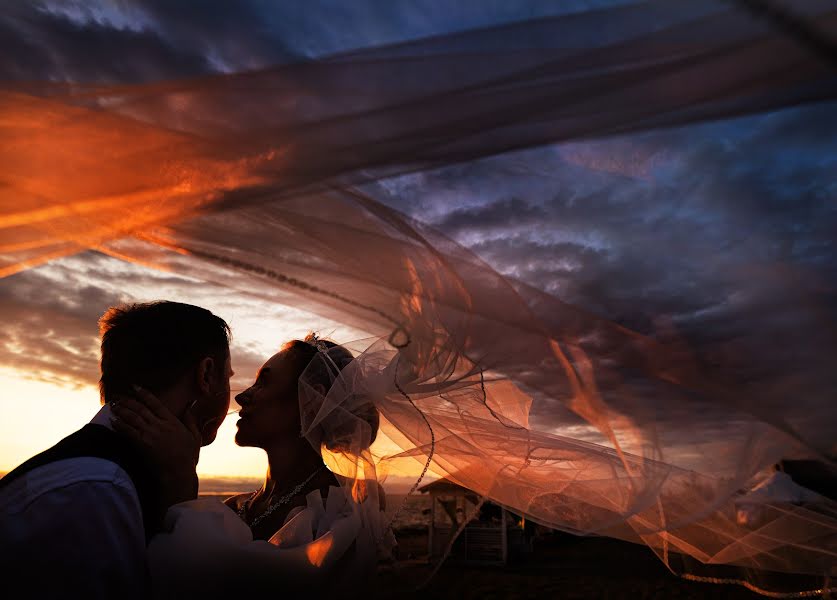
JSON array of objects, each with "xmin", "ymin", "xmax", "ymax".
[{"xmin": 237, "ymin": 465, "xmax": 326, "ymax": 529}]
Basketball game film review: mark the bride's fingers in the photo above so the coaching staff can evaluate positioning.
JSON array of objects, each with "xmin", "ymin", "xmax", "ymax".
[
  {"xmin": 111, "ymin": 396, "xmax": 160, "ymax": 428},
  {"xmin": 112, "ymin": 399, "xmax": 155, "ymax": 431},
  {"xmin": 111, "ymin": 414, "xmax": 146, "ymax": 446},
  {"xmin": 131, "ymin": 384, "xmax": 173, "ymax": 421}
]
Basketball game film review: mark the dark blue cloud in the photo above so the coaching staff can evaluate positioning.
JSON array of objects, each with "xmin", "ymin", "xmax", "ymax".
[
  {"xmin": 0, "ymin": 3, "xmax": 213, "ymax": 82},
  {"xmin": 1, "ymin": 0, "xmax": 631, "ymax": 82},
  {"xmin": 0, "ymin": 1, "xmax": 834, "ymax": 449},
  {"xmin": 367, "ymin": 100, "xmax": 837, "ymax": 347}
]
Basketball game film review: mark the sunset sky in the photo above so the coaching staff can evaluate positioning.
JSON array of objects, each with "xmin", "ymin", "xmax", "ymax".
[{"xmin": 1, "ymin": 1, "xmax": 835, "ymax": 489}]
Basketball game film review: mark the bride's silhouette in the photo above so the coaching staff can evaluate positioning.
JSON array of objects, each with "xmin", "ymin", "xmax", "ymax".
[
  {"xmin": 112, "ymin": 334, "xmax": 390, "ymax": 598},
  {"xmin": 227, "ymin": 335, "xmax": 382, "ymax": 539}
]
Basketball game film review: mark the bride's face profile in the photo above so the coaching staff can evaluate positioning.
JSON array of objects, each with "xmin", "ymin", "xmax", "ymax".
[{"xmin": 234, "ymin": 350, "xmax": 300, "ymax": 448}]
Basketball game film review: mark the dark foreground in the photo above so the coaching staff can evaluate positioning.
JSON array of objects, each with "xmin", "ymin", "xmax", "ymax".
[{"xmin": 373, "ymin": 533, "xmax": 821, "ymax": 600}]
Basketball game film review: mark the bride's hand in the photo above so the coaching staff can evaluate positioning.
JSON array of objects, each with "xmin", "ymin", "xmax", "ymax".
[{"xmin": 111, "ymin": 385, "xmax": 201, "ymax": 507}]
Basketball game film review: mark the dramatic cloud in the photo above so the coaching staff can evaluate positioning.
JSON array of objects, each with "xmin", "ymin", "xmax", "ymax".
[
  {"xmin": 0, "ymin": 0, "xmax": 625, "ymax": 82},
  {"xmin": 369, "ymin": 101, "xmax": 837, "ymax": 335},
  {"xmin": 0, "ymin": 264, "xmax": 115, "ymax": 387},
  {"xmin": 0, "ymin": 4, "xmax": 211, "ymax": 82},
  {"xmin": 0, "ymin": 0, "xmax": 834, "ymax": 465},
  {"xmin": 0, "ymin": 251, "xmax": 356, "ymax": 397}
]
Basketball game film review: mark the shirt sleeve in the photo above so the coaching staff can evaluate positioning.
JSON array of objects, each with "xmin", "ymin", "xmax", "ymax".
[{"xmin": 2, "ymin": 479, "xmax": 147, "ymax": 599}]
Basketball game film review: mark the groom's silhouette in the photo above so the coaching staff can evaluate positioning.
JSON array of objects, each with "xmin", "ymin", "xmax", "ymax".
[{"xmin": 0, "ymin": 301, "xmax": 232, "ymax": 599}]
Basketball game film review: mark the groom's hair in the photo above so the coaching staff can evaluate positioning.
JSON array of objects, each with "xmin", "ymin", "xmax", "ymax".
[{"xmin": 98, "ymin": 301, "xmax": 230, "ymax": 404}]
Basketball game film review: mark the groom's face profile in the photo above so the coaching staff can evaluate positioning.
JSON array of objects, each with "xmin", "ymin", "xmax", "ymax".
[{"xmin": 189, "ymin": 350, "xmax": 234, "ymax": 446}]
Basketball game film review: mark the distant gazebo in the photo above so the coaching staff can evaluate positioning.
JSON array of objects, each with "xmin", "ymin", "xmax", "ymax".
[{"xmin": 418, "ymin": 478, "xmax": 534, "ymax": 565}]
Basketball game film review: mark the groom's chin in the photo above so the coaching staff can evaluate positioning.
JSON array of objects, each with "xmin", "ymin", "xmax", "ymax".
[
  {"xmin": 199, "ymin": 416, "xmax": 226, "ymax": 446},
  {"xmin": 233, "ymin": 431, "xmax": 256, "ymax": 448}
]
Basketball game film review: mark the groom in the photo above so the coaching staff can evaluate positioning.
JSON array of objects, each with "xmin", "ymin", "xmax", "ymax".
[{"xmin": 0, "ymin": 301, "xmax": 233, "ymax": 598}]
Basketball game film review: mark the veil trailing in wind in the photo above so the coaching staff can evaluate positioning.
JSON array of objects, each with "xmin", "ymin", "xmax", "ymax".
[{"xmin": 2, "ymin": 0, "xmax": 836, "ymax": 595}]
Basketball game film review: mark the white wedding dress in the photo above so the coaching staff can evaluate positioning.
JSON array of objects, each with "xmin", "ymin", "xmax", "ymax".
[{"xmin": 148, "ymin": 485, "xmax": 392, "ymax": 598}]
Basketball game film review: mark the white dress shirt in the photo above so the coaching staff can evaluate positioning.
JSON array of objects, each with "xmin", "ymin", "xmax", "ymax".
[{"xmin": 0, "ymin": 405, "xmax": 147, "ymax": 598}]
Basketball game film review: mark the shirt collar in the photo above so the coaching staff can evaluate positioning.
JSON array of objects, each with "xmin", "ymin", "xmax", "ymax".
[{"xmin": 89, "ymin": 403, "xmax": 115, "ymax": 431}]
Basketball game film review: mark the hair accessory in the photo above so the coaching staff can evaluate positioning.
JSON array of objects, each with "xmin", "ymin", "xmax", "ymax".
[{"xmin": 308, "ymin": 332, "xmax": 330, "ymax": 354}]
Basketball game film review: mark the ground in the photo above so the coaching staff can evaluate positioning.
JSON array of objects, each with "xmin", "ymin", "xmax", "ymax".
[{"xmin": 373, "ymin": 533, "xmax": 829, "ymax": 600}]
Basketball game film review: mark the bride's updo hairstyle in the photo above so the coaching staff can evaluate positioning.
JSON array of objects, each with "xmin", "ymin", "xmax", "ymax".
[{"xmin": 283, "ymin": 334, "xmax": 379, "ymax": 456}]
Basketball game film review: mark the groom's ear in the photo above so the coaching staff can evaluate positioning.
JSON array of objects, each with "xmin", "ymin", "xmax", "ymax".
[{"xmin": 196, "ymin": 356, "xmax": 216, "ymax": 394}]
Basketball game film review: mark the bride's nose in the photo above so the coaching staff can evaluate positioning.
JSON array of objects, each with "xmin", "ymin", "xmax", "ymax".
[{"xmin": 235, "ymin": 388, "xmax": 251, "ymax": 405}]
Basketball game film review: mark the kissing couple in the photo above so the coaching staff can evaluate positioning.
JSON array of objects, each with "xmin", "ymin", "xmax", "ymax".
[{"xmin": 0, "ymin": 301, "xmax": 391, "ymax": 599}]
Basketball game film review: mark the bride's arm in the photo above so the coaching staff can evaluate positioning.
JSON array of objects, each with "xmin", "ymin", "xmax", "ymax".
[
  {"xmin": 223, "ymin": 492, "xmax": 247, "ymax": 511},
  {"xmin": 147, "ymin": 497, "xmax": 362, "ymax": 597}
]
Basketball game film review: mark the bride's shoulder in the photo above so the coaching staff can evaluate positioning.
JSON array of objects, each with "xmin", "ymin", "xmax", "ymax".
[{"xmin": 223, "ymin": 493, "xmax": 249, "ymax": 511}]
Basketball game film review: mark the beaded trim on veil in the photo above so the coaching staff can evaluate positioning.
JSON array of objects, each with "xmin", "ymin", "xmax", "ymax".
[{"xmin": 2, "ymin": 2, "xmax": 837, "ymax": 596}]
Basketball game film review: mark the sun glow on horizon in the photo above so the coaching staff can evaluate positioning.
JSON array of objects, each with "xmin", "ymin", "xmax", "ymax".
[
  {"xmin": 0, "ymin": 368, "xmax": 100, "ymax": 472},
  {"xmin": 0, "ymin": 366, "xmax": 269, "ymax": 477},
  {"xmin": 0, "ymin": 252, "xmax": 443, "ymax": 488},
  {"xmin": 0, "ymin": 366, "xmax": 442, "ymax": 490}
]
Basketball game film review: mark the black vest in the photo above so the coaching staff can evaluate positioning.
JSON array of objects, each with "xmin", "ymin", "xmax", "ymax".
[{"xmin": 0, "ymin": 423, "xmax": 163, "ymax": 542}]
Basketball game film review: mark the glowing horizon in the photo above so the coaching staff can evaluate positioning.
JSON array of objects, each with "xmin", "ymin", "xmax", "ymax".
[
  {"xmin": 0, "ymin": 367, "xmax": 442, "ymax": 488},
  {"xmin": 0, "ymin": 252, "xmax": 443, "ymax": 488}
]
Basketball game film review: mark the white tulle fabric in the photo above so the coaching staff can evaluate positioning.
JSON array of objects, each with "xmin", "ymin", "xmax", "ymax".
[
  {"xmin": 2, "ymin": 1, "xmax": 837, "ymax": 596},
  {"xmin": 148, "ymin": 485, "xmax": 386, "ymax": 598}
]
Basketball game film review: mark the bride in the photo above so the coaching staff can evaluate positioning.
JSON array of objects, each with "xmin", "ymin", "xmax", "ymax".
[{"xmin": 112, "ymin": 334, "xmax": 392, "ymax": 598}]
